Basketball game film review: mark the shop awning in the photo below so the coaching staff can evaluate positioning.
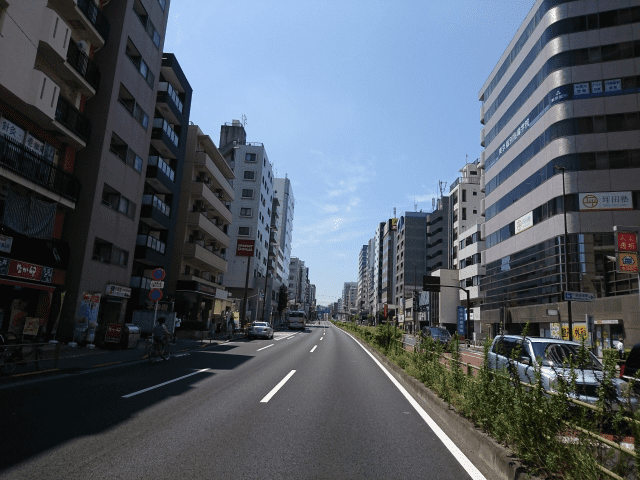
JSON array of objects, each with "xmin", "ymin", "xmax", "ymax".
[{"xmin": 0, "ymin": 278, "xmax": 56, "ymax": 291}]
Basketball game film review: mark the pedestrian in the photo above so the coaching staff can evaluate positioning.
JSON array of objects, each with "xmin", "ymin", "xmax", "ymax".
[{"xmin": 616, "ymin": 338, "xmax": 625, "ymax": 360}]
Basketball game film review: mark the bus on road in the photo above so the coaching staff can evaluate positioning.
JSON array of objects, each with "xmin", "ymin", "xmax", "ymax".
[{"xmin": 288, "ymin": 311, "xmax": 306, "ymax": 330}]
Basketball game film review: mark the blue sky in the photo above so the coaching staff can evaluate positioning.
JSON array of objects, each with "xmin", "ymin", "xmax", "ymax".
[{"xmin": 163, "ymin": 0, "xmax": 536, "ymax": 306}]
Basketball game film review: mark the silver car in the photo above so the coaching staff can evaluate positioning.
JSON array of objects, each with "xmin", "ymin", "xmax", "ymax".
[
  {"xmin": 487, "ymin": 335, "xmax": 637, "ymax": 408},
  {"xmin": 248, "ymin": 322, "xmax": 274, "ymax": 340}
]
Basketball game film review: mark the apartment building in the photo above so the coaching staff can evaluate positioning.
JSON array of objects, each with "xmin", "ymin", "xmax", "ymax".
[
  {"xmin": 479, "ymin": 0, "xmax": 640, "ymax": 346},
  {"xmin": 380, "ymin": 218, "xmax": 397, "ymax": 311},
  {"xmin": 128, "ymin": 53, "xmax": 192, "ymax": 318},
  {"xmin": 394, "ymin": 212, "xmax": 427, "ymax": 333},
  {"xmin": 167, "ymin": 124, "xmax": 234, "ymax": 326},
  {"xmin": 450, "ymin": 160, "xmax": 484, "ymax": 336},
  {"xmin": 0, "ymin": 0, "xmax": 107, "ymax": 336},
  {"xmin": 342, "ymin": 281, "xmax": 357, "ymax": 317},
  {"xmin": 218, "ymin": 120, "xmax": 275, "ymax": 324},
  {"xmin": 60, "ymin": 0, "xmax": 170, "ymax": 336},
  {"xmin": 273, "ymin": 176, "xmax": 294, "ymax": 285},
  {"xmin": 357, "ymin": 244, "xmax": 368, "ymax": 315}
]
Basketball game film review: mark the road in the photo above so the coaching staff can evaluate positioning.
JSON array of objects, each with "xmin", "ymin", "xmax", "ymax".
[{"xmin": 0, "ymin": 321, "xmax": 489, "ymax": 479}]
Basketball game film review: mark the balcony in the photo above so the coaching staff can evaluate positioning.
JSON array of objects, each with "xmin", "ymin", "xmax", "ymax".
[
  {"xmin": 156, "ymin": 82, "xmax": 183, "ymax": 125},
  {"xmin": 190, "ymin": 180, "xmax": 233, "ymax": 224},
  {"xmin": 449, "ymin": 176, "xmax": 480, "ymax": 192},
  {"xmin": 151, "ymin": 118, "xmax": 179, "ymax": 159},
  {"xmin": 139, "ymin": 194, "xmax": 170, "ymax": 229},
  {"xmin": 134, "ymin": 234, "xmax": 167, "ymax": 266},
  {"xmin": 146, "ymin": 155, "xmax": 175, "ymax": 194},
  {"xmin": 0, "ymin": 135, "xmax": 80, "ymax": 206},
  {"xmin": 183, "ymin": 242, "xmax": 227, "ymax": 273},
  {"xmin": 48, "ymin": 0, "xmax": 110, "ymax": 48},
  {"xmin": 130, "ymin": 276, "xmax": 153, "ymax": 290},
  {"xmin": 54, "ymin": 95, "xmax": 91, "ymax": 145},
  {"xmin": 194, "ymin": 151, "xmax": 234, "ymax": 202},
  {"xmin": 65, "ymin": 38, "xmax": 100, "ymax": 93},
  {"xmin": 187, "ymin": 211, "xmax": 230, "ymax": 248}
]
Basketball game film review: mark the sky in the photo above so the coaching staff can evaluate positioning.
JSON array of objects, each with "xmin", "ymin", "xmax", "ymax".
[{"xmin": 163, "ymin": 0, "xmax": 537, "ymax": 306}]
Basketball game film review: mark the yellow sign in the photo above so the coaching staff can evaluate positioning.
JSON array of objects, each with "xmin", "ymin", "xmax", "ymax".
[
  {"xmin": 617, "ymin": 252, "xmax": 638, "ymax": 273},
  {"xmin": 560, "ymin": 323, "xmax": 587, "ymax": 341}
]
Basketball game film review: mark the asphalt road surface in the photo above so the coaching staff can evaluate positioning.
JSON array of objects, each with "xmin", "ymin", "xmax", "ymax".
[{"xmin": 0, "ymin": 321, "xmax": 489, "ymax": 479}]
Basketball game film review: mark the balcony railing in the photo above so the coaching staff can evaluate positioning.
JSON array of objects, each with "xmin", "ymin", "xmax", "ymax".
[
  {"xmin": 66, "ymin": 39, "xmax": 100, "ymax": 90},
  {"xmin": 0, "ymin": 134, "xmax": 80, "ymax": 202},
  {"xmin": 55, "ymin": 95, "xmax": 91, "ymax": 142},
  {"xmin": 76, "ymin": 0, "xmax": 110, "ymax": 42},
  {"xmin": 153, "ymin": 118, "xmax": 179, "ymax": 147},
  {"xmin": 158, "ymin": 82, "xmax": 183, "ymax": 113},
  {"xmin": 449, "ymin": 176, "xmax": 480, "ymax": 192},
  {"xmin": 142, "ymin": 194, "xmax": 170, "ymax": 217},
  {"xmin": 147, "ymin": 155, "xmax": 175, "ymax": 182},
  {"xmin": 136, "ymin": 234, "xmax": 166, "ymax": 254}
]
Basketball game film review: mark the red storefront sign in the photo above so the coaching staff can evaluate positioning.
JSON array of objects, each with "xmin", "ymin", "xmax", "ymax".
[
  {"xmin": 0, "ymin": 257, "xmax": 59, "ymax": 284},
  {"xmin": 617, "ymin": 232, "xmax": 638, "ymax": 252},
  {"xmin": 236, "ymin": 239, "xmax": 255, "ymax": 256}
]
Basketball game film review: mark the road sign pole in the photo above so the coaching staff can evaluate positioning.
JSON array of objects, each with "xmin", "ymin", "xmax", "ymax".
[{"xmin": 153, "ymin": 300, "xmax": 158, "ymax": 330}]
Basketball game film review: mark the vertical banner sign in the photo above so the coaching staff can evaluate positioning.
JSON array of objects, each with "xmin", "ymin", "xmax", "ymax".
[
  {"xmin": 457, "ymin": 306, "xmax": 466, "ymax": 336},
  {"xmin": 615, "ymin": 230, "xmax": 639, "ymax": 274}
]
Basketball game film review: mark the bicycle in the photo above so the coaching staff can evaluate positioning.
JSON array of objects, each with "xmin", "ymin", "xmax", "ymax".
[
  {"xmin": 0, "ymin": 340, "xmax": 43, "ymax": 375},
  {"xmin": 148, "ymin": 337, "xmax": 170, "ymax": 363}
]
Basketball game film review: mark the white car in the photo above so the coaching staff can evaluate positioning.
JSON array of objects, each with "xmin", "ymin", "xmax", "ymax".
[{"xmin": 248, "ymin": 322, "xmax": 274, "ymax": 340}]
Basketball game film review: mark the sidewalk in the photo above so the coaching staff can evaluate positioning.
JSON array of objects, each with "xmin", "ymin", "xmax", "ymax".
[{"xmin": 0, "ymin": 331, "xmax": 246, "ymax": 382}]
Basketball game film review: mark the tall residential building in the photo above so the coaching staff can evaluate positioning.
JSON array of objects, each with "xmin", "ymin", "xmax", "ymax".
[
  {"xmin": 426, "ymin": 197, "xmax": 451, "ymax": 274},
  {"xmin": 128, "ymin": 53, "xmax": 192, "ymax": 318},
  {"xmin": 450, "ymin": 160, "xmax": 485, "ymax": 336},
  {"xmin": 381, "ymin": 218, "xmax": 397, "ymax": 310},
  {"xmin": 479, "ymin": 0, "xmax": 640, "ymax": 346},
  {"xmin": 357, "ymin": 244, "xmax": 368, "ymax": 315},
  {"xmin": 394, "ymin": 212, "xmax": 427, "ymax": 332},
  {"xmin": 342, "ymin": 281, "xmax": 358, "ymax": 316},
  {"xmin": 370, "ymin": 222, "xmax": 385, "ymax": 318},
  {"xmin": 167, "ymin": 124, "xmax": 234, "ymax": 326},
  {"xmin": 0, "ymin": 0, "xmax": 107, "ymax": 335},
  {"xmin": 288, "ymin": 256, "xmax": 303, "ymax": 305},
  {"xmin": 219, "ymin": 120, "xmax": 275, "ymax": 324},
  {"xmin": 61, "ymin": 0, "xmax": 171, "ymax": 335},
  {"xmin": 273, "ymin": 176, "xmax": 294, "ymax": 284},
  {"xmin": 366, "ymin": 236, "xmax": 377, "ymax": 317}
]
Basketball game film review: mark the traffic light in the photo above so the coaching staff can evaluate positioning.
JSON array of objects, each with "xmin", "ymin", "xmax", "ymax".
[{"xmin": 423, "ymin": 275, "xmax": 440, "ymax": 293}]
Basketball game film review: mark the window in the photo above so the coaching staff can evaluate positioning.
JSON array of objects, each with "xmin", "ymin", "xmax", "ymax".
[
  {"xmin": 101, "ymin": 184, "xmax": 136, "ymax": 219},
  {"xmin": 462, "ymin": 190, "xmax": 466, "ymax": 202},
  {"xmin": 462, "ymin": 208, "xmax": 467, "ymax": 221},
  {"xmin": 241, "ymin": 189, "xmax": 254, "ymax": 199},
  {"xmin": 92, "ymin": 238, "xmax": 129, "ymax": 267},
  {"xmin": 109, "ymin": 133, "xmax": 143, "ymax": 172},
  {"xmin": 473, "ymin": 191, "xmax": 477, "ymax": 196},
  {"xmin": 238, "ymin": 226, "xmax": 250, "ymax": 236},
  {"xmin": 118, "ymin": 84, "xmax": 149, "ymax": 129},
  {"xmin": 125, "ymin": 38, "xmax": 155, "ymax": 88},
  {"xmin": 244, "ymin": 170, "xmax": 255, "ymax": 180},
  {"xmin": 245, "ymin": 153, "xmax": 257, "ymax": 162},
  {"xmin": 133, "ymin": 0, "xmax": 161, "ymax": 48},
  {"xmin": 240, "ymin": 207, "xmax": 252, "ymax": 217}
]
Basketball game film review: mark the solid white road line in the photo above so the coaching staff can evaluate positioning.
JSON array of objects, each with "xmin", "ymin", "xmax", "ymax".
[
  {"xmin": 310, "ymin": 345, "xmax": 317, "ymax": 353},
  {"xmin": 122, "ymin": 369, "xmax": 210, "ymax": 398},
  {"xmin": 320, "ymin": 337, "xmax": 323, "ymax": 341},
  {"xmin": 257, "ymin": 344, "xmax": 274, "ymax": 351},
  {"xmin": 260, "ymin": 370, "xmax": 296, "ymax": 403},
  {"xmin": 340, "ymin": 329, "xmax": 487, "ymax": 480}
]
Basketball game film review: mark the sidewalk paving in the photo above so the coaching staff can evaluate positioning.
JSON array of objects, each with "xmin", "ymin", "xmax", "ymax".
[{"xmin": 0, "ymin": 332, "xmax": 247, "ymax": 383}]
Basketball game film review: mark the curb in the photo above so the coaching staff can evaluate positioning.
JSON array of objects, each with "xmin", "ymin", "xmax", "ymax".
[{"xmin": 346, "ymin": 330, "xmax": 541, "ymax": 480}]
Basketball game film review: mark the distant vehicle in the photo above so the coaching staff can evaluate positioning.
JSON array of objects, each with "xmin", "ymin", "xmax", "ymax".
[
  {"xmin": 488, "ymin": 335, "xmax": 636, "ymax": 408},
  {"xmin": 248, "ymin": 322, "xmax": 274, "ymax": 340},
  {"xmin": 288, "ymin": 311, "xmax": 306, "ymax": 330},
  {"xmin": 421, "ymin": 326, "xmax": 451, "ymax": 345}
]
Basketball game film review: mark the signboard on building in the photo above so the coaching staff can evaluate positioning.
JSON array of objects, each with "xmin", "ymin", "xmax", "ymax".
[
  {"xmin": 564, "ymin": 291, "xmax": 595, "ymax": 302},
  {"xmin": 0, "ymin": 257, "xmax": 53, "ymax": 283},
  {"xmin": 391, "ymin": 218, "xmax": 398, "ymax": 231},
  {"xmin": 515, "ymin": 211, "xmax": 533, "ymax": 235},
  {"xmin": 105, "ymin": 323, "xmax": 124, "ymax": 343},
  {"xmin": 579, "ymin": 192, "xmax": 633, "ymax": 211},
  {"xmin": 197, "ymin": 282, "xmax": 215, "ymax": 296},
  {"xmin": 236, "ymin": 239, "xmax": 255, "ymax": 256},
  {"xmin": 105, "ymin": 284, "xmax": 132, "ymax": 298},
  {"xmin": 615, "ymin": 227, "xmax": 639, "ymax": 274}
]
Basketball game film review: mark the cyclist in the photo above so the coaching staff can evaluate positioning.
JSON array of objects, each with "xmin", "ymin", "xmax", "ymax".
[{"xmin": 152, "ymin": 317, "xmax": 170, "ymax": 359}]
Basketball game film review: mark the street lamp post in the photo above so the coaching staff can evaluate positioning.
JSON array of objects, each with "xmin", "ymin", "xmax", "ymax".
[{"xmin": 554, "ymin": 165, "xmax": 573, "ymax": 341}]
